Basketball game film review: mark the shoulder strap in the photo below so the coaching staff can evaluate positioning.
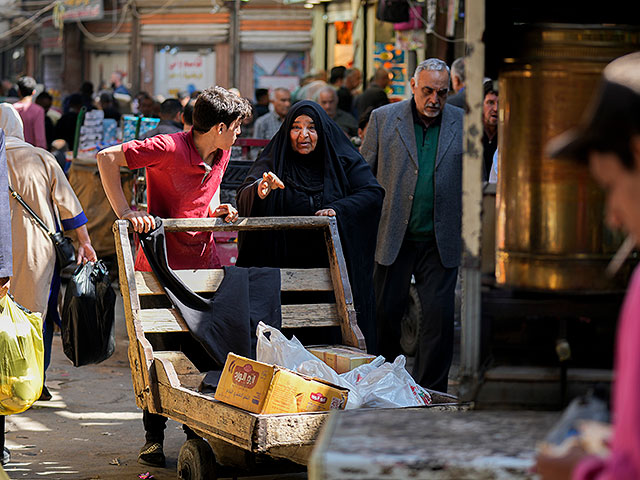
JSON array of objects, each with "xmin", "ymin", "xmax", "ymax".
[{"xmin": 8, "ymin": 185, "xmax": 55, "ymax": 237}]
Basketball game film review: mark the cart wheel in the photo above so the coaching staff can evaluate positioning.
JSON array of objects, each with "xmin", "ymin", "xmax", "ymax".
[
  {"xmin": 177, "ymin": 439, "xmax": 217, "ymax": 480},
  {"xmin": 400, "ymin": 284, "xmax": 422, "ymax": 356}
]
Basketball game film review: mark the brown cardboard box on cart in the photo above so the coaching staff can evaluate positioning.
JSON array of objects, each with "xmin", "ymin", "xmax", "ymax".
[
  {"xmin": 306, "ymin": 345, "xmax": 377, "ymax": 374},
  {"xmin": 215, "ymin": 353, "xmax": 349, "ymax": 414}
]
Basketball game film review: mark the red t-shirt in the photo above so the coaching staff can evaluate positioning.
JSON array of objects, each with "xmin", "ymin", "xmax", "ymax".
[{"xmin": 123, "ymin": 130, "xmax": 230, "ymax": 271}]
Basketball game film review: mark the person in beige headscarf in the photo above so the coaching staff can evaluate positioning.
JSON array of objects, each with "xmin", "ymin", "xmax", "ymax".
[{"xmin": 1, "ymin": 103, "xmax": 97, "ymax": 400}]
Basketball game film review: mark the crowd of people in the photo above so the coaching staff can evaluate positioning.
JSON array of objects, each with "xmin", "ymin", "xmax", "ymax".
[
  {"xmin": 2, "ymin": 50, "xmax": 639, "ymax": 480},
  {"xmin": 0, "ymin": 55, "xmax": 506, "ymax": 469}
]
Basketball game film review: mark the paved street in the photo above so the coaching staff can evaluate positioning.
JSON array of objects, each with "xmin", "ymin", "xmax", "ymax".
[
  {"xmin": 3, "ymin": 293, "xmax": 188, "ymax": 480},
  {"xmin": 2, "ymin": 290, "xmax": 308, "ymax": 480}
]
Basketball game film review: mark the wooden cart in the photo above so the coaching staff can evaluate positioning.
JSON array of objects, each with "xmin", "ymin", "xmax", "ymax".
[{"xmin": 113, "ymin": 216, "xmax": 459, "ymax": 479}]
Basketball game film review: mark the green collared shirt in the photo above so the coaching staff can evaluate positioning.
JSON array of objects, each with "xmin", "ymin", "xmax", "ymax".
[{"xmin": 407, "ymin": 98, "xmax": 440, "ymax": 240}]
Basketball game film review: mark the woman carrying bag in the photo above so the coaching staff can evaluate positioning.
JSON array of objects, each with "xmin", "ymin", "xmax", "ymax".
[{"xmin": 0, "ymin": 103, "xmax": 97, "ymax": 401}]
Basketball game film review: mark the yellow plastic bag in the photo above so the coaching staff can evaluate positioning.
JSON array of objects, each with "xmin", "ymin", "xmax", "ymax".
[{"xmin": 0, "ymin": 295, "xmax": 44, "ymax": 414}]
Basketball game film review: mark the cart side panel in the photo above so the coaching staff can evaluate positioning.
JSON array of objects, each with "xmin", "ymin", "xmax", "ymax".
[
  {"xmin": 113, "ymin": 220, "xmax": 156, "ymax": 411},
  {"xmin": 324, "ymin": 219, "xmax": 365, "ymax": 350}
]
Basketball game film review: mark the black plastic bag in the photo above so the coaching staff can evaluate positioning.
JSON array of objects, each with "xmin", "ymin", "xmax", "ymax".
[{"xmin": 62, "ymin": 260, "xmax": 116, "ymax": 367}]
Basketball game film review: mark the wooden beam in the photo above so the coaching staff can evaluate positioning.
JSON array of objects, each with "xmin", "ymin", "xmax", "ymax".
[
  {"xmin": 161, "ymin": 216, "xmax": 330, "ymax": 232},
  {"xmin": 135, "ymin": 268, "xmax": 332, "ymax": 295},
  {"xmin": 140, "ymin": 304, "xmax": 340, "ymax": 334}
]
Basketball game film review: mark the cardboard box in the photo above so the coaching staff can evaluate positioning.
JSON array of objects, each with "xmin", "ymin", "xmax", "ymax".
[
  {"xmin": 215, "ymin": 354, "xmax": 349, "ymax": 414},
  {"xmin": 307, "ymin": 345, "xmax": 376, "ymax": 374}
]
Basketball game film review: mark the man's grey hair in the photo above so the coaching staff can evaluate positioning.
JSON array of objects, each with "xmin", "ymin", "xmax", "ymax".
[
  {"xmin": 313, "ymin": 85, "xmax": 338, "ymax": 102},
  {"xmin": 451, "ymin": 57, "xmax": 465, "ymax": 83},
  {"xmin": 271, "ymin": 87, "xmax": 290, "ymax": 99},
  {"xmin": 413, "ymin": 58, "xmax": 450, "ymax": 82}
]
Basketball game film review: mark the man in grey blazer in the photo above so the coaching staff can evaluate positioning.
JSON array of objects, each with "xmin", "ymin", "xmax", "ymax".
[{"xmin": 361, "ymin": 58, "xmax": 463, "ymax": 392}]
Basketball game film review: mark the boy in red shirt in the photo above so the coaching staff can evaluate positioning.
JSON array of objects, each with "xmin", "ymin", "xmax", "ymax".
[
  {"xmin": 98, "ymin": 87, "xmax": 251, "ymax": 269},
  {"xmin": 97, "ymin": 86, "xmax": 251, "ymax": 466}
]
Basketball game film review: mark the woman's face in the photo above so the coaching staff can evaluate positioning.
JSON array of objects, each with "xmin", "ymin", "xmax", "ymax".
[{"xmin": 289, "ymin": 114, "xmax": 318, "ymax": 155}]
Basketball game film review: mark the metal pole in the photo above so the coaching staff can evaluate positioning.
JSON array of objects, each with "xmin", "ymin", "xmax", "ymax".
[
  {"xmin": 362, "ymin": 0, "xmax": 367, "ymax": 89},
  {"xmin": 231, "ymin": 0, "xmax": 241, "ymax": 88},
  {"xmin": 458, "ymin": 0, "xmax": 484, "ymax": 402},
  {"xmin": 131, "ymin": 8, "xmax": 141, "ymax": 95}
]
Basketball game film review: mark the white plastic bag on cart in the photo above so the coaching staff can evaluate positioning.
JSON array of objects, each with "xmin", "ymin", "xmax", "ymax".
[
  {"xmin": 255, "ymin": 322, "xmax": 432, "ymax": 409},
  {"xmin": 350, "ymin": 356, "xmax": 432, "ymax": 408},
  {"xmin": 256, "ymin": 322, "xmax": 363, "ymax": 408}
]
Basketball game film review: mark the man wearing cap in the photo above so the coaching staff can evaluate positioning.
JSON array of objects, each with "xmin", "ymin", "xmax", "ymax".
[{"xmin": 536, "ymin": 51, "xmax": 640, "ymax": 479}]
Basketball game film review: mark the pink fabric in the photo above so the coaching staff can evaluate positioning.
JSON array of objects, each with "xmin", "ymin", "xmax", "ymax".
[
  {"xmin": 573, "ymin": 266, "xmax": 640, "ymax": 480},
  {"xmin": 13, "ymin": 100, "xmax": 46, "ymax": 149},
  {"xmin": 123, "ymin": 130, "xmax": 230, "ymax": 271}
]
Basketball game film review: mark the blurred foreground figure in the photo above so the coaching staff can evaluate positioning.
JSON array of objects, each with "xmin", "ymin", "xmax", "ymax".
[{"xmin": 537, "ymin": 51, "xmax": 640, "ymax": 480}]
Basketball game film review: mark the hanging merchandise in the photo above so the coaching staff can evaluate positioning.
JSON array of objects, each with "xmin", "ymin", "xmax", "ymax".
[
  {"xmin": 61, "ymin": 261, "xmax": 116, "ymax": 367},
  {"xmin": 0, "ymin": 295, "xmax": 44, "ymax": 415}
]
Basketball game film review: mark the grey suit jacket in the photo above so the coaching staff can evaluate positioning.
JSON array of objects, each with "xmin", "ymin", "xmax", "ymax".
[{"xmin": 361, "ymin": 100, "xmax": 463, "ymax": 268}]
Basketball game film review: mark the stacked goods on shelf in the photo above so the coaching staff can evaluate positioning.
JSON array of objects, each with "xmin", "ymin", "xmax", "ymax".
[
  {"xmin": 77, "ymin": 109, "xmax": 104, "ymax": 156},
  {"xmin": 122, "ymin": 115, "xmax": 160, "ymax": 142}
]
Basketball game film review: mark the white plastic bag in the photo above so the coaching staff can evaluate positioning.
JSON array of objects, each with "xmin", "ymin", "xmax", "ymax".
[
  {"xmin": 256, "ymin": 323, "xmax": 363, "ymax": 408},
  {"xmin": 353, "ymin": 356, "xmax": 432, "ymax": 408},
  {"xmin": 255, "ymin": 322, "xmax": 431, "ymax": 409}
]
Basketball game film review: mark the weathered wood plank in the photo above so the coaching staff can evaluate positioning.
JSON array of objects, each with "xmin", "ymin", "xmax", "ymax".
[
  {"xmin": 324, "ymin": 219, "xmax": 364, "ymax": 350},
  {"xmin": 136, "ymin": 268, "xmax": 333, "ymax": 295},
  {"xmin": 113, "ymin": 220, "xmax": 155, "ymax": 411},
  {"xmin": 156, "ymin": 383, "xmax": 258, "ymax": 451},
  {"xmin": 140, "ymin": 304, "xmax": 340, "ymax": 333},
  {"xmin": 153, "ymin": 352, "xmax": 205, "ymax": 392},
  {"xmin": 163, "ymin": 216, "xmax": 330, "ymax": 232},
  {"xmin": 154, "ymin": 351, "xmax": 201, "ymax": 376}
]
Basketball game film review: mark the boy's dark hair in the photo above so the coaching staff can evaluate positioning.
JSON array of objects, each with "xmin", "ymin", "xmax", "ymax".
[
  {"xmin": 160, "ymin": 98, "xmax": 183, "ymax": 118},
  {"xmin": 17, "ymin": 76, "xmax": 37, "ymax": 97},
  {"xmin": 182, "ymin": 100, "xmax": 195, "ymax": 126},
  {"xmin": 358, "ymin": 106, "xmax": 374, "ymax": 130},
  {"xmin": 330, "ymin": 66, "xmax": 347, "ymax": 84},
  {"xmin": 192, "ymin": 86, "xmax": 252, "ymax": 133}
]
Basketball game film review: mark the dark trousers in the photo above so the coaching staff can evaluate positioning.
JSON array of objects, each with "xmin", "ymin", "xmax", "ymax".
[
  {"xmin": 0, "ymin": 416, "xmax": 4, "ymax": 452},
  {"xmin": 143, "ymin": 410, "xmax": 198, "ymax": 444},
  {"xmin": 374, "ymin": 237, "xmax": 457, "ymax": 392}
]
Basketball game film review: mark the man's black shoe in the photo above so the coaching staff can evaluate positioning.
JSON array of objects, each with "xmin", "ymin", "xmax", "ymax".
[{"xmin": 138, "ymin": 441, "xmax": 165, "ymax": 467}]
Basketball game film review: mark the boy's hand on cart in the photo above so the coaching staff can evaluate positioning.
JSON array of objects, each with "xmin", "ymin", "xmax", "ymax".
[
  {"xmin": 258, "ymin": 171, "xmax": 285, "ymax": 199},
  {"xmin": 122, "ymin": 209, "xmax": 156, "ymax": 233},
  {"xmin": 212, "ymin": 204, "xmax": 239, "ymax": 223}
]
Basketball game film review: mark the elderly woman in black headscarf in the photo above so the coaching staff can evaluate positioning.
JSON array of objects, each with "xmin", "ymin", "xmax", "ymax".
[{"xmin": 236, "ymin": 100, "xmax": 384, "ymax": 351}]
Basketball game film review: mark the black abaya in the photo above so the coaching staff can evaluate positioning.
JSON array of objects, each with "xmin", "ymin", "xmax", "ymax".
[{"xmin": 236, "ymin": 101, "xmax": 384, "ymax": 352}]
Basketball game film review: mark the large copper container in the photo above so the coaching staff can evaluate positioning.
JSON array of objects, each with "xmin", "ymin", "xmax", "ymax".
[{"xmin": 496, "ymin": 25, "xmax": 640, "ymax": 292}]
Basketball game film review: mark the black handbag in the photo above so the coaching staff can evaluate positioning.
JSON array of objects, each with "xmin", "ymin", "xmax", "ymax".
[
  {"xmin": 62, "ymin": 260, "xmax": 116, "ymax": 367},
  {"xmin": 8, "ymin": 185, "xmax": 77, "ymax": 269}
]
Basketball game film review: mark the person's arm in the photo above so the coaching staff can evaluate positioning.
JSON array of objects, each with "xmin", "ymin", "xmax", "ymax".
[
  {"xmin": 73, "ymin": 224, "xmax": 97, "ymax": 264},
  {"xmin": 97, "ymin": 145, "xmax": 155, "ymax": 233}
]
